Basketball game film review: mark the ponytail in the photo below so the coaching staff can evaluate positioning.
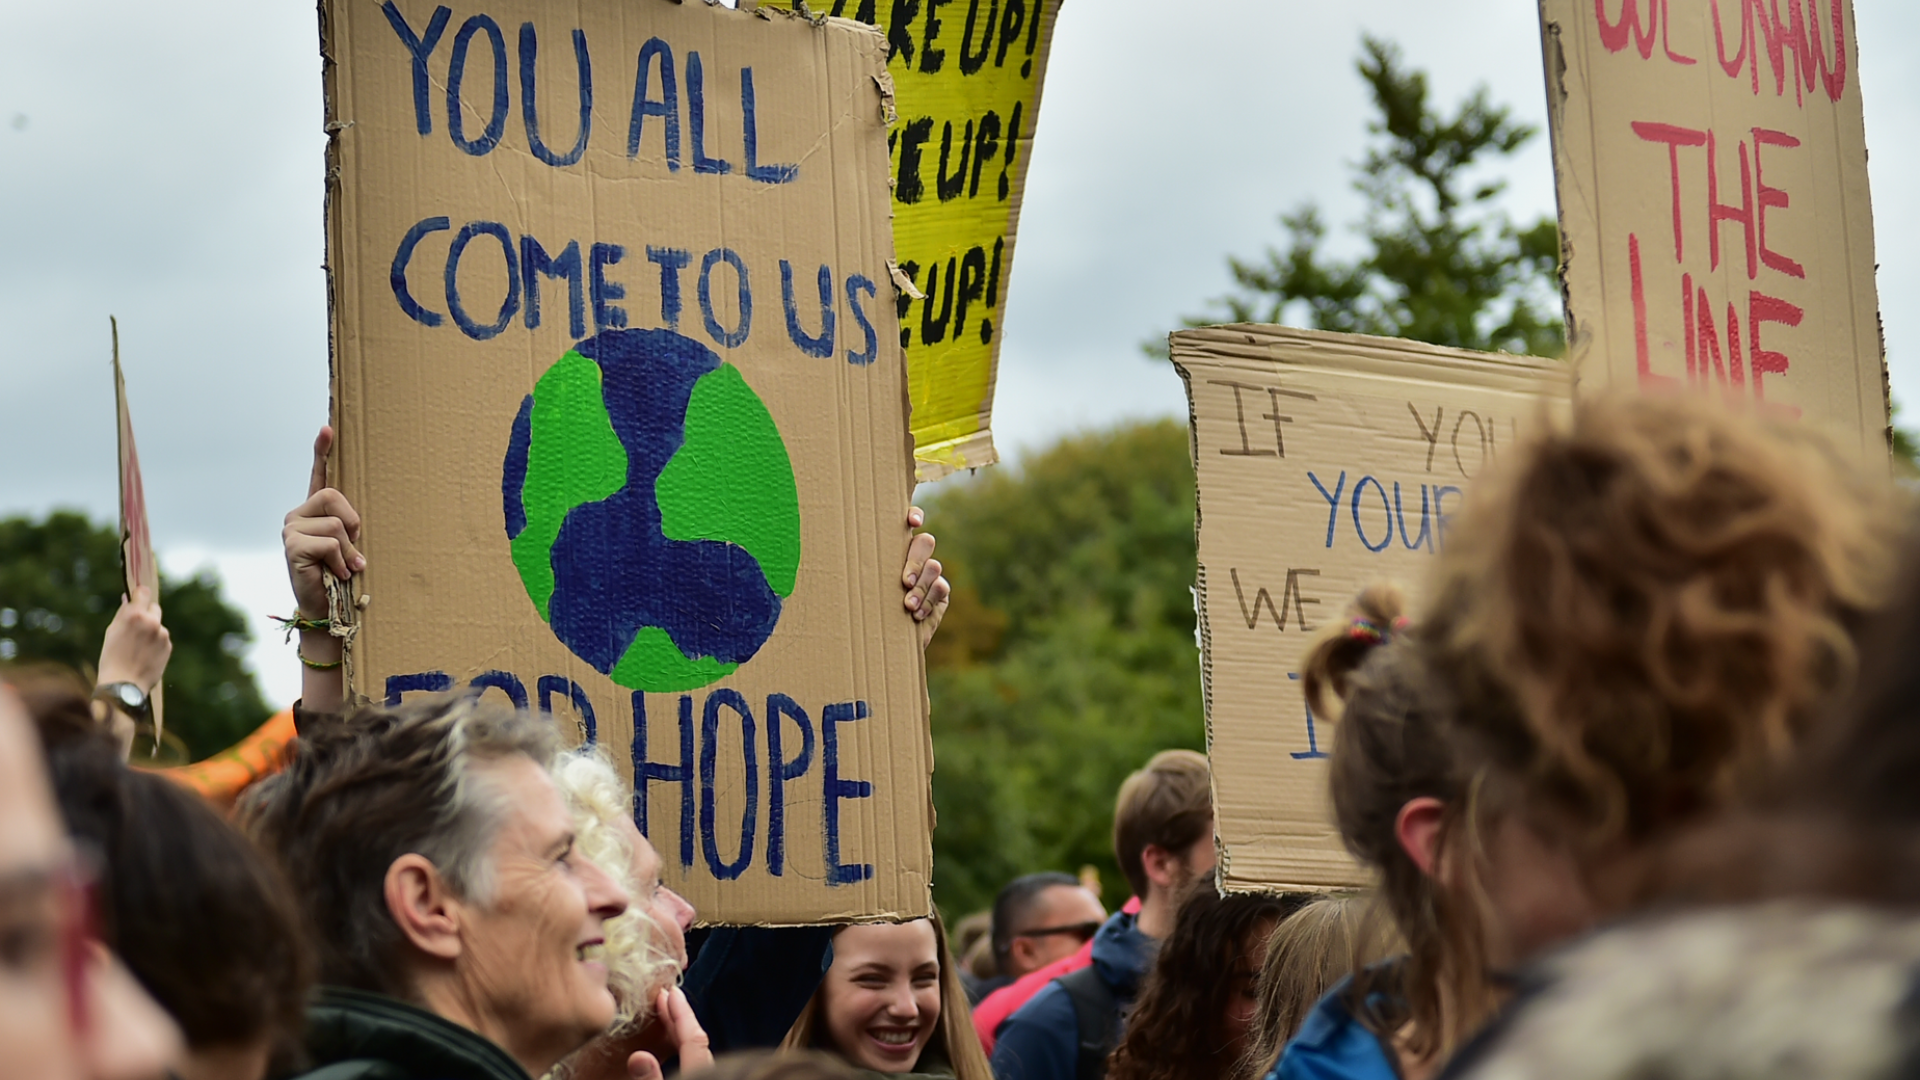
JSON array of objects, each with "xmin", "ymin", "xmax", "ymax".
[{"xmin": 1300, "ymin": 583, "xmax": 1410, "ymax": 722}]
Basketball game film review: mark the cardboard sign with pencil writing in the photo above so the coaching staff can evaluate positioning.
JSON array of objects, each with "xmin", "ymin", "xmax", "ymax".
[
  {"xmin": 322, "ymin": 0, "xmax": 930, "ymax": 924},
  {"xmin": 1538, "ymin": 0, "xmax": 1886, "ymax": 455},
  {"xmin": 1172, "ymin": 326, "xmax": 1568, "ymax": 891}
]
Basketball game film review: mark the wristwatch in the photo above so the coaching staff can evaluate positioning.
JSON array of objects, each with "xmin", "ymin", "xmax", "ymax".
[{"xmin": 92, "ymin": 682, "xmax": 151, "ymax": 722}]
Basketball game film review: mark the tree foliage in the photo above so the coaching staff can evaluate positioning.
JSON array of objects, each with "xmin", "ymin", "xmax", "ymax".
[
  {"xmin": 922, "ymin": 420, "xmax": 1202, "ymax": 917},
  {"xmin": 1180, "ymin": 36, "xmax": 1563, "ymax": 358},
  {"xmin": 0, "ymin": 511, "xmax": 271, "ymax": 761}
]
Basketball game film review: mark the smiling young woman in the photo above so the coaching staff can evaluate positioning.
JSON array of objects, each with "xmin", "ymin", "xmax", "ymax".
[{"xmin": 780, "ymin": 916, "xmax": 993, "ymax": 1080}]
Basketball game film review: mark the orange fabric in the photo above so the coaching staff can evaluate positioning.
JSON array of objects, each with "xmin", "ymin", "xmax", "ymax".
[{"xmin": 150, "ymin": 709, "xmax": 297, "ymax": 808}]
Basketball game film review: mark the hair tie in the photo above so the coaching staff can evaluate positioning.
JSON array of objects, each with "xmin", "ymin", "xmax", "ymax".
[{"xmin": 1347, "ymin": 616, "xmax": 1411, "ymax": 644}]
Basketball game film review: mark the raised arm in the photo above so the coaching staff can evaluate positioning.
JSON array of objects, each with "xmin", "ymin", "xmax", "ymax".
[{"xmin": 282, "ymin": 427, "xmax": 363, "ymax": 715}]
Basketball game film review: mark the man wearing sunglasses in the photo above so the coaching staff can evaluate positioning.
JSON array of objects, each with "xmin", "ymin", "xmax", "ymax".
[{"xmin": 986, "ymin": 873, "xmax": 1107, "ymax": 997}]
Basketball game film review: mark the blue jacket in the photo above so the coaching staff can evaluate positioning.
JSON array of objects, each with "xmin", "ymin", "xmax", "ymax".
[
  {"xmin": 1269, "ymin": 975, "xmax": 1398, "ymax": 1080},
  {"xmin": 989, "ymin": 910, "xmax": 1159, "ymax": 1080}
]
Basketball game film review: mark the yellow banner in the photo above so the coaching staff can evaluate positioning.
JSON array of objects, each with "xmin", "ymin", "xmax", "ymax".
[{"xmin": 772, "ymin": 0, "xmax": 1061, "ymax": 479}]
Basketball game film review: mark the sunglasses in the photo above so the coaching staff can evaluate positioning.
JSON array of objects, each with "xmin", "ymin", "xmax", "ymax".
[{"xmin": 1013, "ymin": 920, "xmax": 1102, "ymax": 944}]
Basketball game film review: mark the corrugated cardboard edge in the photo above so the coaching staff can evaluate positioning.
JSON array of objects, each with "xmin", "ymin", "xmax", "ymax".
[
  {"xmin": 1535, "ymin": 1, "xmax": 1582, "ymax": 382},
  {"xmin": 1170, "ymin": 324, "xmax": 1569, "ymax": 895},
  {"xmin": 317, "ymin": 0, "xmax": 373, "ymax": 704}
]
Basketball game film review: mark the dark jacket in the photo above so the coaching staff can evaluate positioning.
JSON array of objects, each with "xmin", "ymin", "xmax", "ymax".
[
  {"xmin": 682, "ymin": 925, "xmax": 836, "ymax": 1053},
  {"xmin": 292, "ymin": 985, "xmax": 530, "ymax": 1080},
  {"xmin": 987, "ymin": 911, "xmax": 1158, "ymax": 1080}
]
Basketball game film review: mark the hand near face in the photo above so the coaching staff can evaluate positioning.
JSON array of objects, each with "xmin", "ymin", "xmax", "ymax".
[
  {"xmin": 623, "ymin": 987, "xmax": 712, "ymax": 1080},
  {"xmin": 902, "ymin": 507, "xmax": 950, "ymax": 650}
]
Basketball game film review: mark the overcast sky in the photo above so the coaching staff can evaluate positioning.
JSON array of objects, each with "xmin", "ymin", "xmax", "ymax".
[{"xmin": 3, "ymin": 0, "xmax": 1916, "ymax": 706}]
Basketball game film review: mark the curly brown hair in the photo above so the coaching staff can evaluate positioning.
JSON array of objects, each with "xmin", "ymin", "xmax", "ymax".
[
  {"xmin": 1106, "ymin": 885, "xmax": 1306, "ymax": 1080},
  {"xmin": 1425, "ymin": 391, "xmax": 1897, "ymax": 848},
  {"xmin": 1299, "ymin": 392, "xmax": 1900, "ymax": 1063}
]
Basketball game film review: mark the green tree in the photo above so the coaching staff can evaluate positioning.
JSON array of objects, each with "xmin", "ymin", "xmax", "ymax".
[
  {"xmin": 922, "ymin": 420, "xmax": 1202, "ymax": 917},
  {"xmin": 1176, "ymin": 36, "xmax": 1563, "ymax": 358},
  {"xmin": 0, "ymin": 511, "xmax": 272, "ymax": 761}
]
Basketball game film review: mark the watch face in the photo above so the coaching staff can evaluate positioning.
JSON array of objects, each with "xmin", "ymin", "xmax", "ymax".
[{"xmin": 109, "ymin": 684, "xmax": 145, "ymax": 710}]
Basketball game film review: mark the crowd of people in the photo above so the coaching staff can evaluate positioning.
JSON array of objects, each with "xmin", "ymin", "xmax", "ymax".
[{"xmin": 9, "ymin": 387, "xmax": 1920, "ymax": 1080}]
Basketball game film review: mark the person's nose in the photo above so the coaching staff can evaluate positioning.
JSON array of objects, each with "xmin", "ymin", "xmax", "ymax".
[
  {"xmin": 579, "ymin": 855, "xmax": 630, "ymax": 921},
  {"xmin": 884, "ymin": 981, "xmax": 918, "ymax": 1020},
  {"xmin": 663, "ymin": 886, "xmax": 695, "ymax": 932}
]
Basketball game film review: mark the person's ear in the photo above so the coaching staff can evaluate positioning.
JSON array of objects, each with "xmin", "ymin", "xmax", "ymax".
[
  {"xmin": 1140, "ymin": 843, "xmax": 1180, "ymax": 891},
  {"xmin": 1008, "ymin": 936, "xmax": 1038, "ymax": 971},
  {"xmin": 1395, "ymin": 797, "xmax": 1448, "ymax": 880},
  {"xmin": 385, "ymin": 853, "xmax": 464, "ymax": 961}
]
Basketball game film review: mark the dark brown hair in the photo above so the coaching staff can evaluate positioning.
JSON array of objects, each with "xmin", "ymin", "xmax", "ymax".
[
  {"xmin": 23, "ymin": 670, "xmax": 313, "ymax": 1057},
  {"xmin": 1301, "ymin": 585, "xmax": 1499, "ymax": 1062},
  {"xmin": 1113, "ymin": 749, "xmax": 1214, "ymax": 899},
  {"xmin": 241, "ymin": 693, "xmax": 557, "ymax": 999},
  {"xmin": 1106, "ymin": 885, "xmax": 1306, "ymax": 1080},
  {"xmin": 1643, "ymin": 537, "xmax": 1920, "ymax": 906}
]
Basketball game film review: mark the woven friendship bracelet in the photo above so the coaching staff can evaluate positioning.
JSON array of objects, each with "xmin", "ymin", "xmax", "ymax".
[
  {"xmin": 1347, "ymin": 615, "xmax": 1412, "ymax": 643},
  {"xmin": 271, "ymin": 613, "xmax": 332, "ymax": 642}
]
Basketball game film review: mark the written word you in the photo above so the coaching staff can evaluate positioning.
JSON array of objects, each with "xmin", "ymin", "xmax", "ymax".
[
  {"xmin": 389, "ymin": 670, "xmax": 882, "ymax": 887},
  {"xmin": 379, "ymin": 3, "xmax": 800, "ymax": 180},
  {"xmin": 393, "ymin": 217, "xmax": 884, "ymax": 360},
  {"xmin": 1591, "ymin": 0, "xmax": 1848, "ymax": 108},
  {"xmin": 1210, "ymin": 383, "xmax": 1515, "ymax": 480},
  {"xmin": 1625, "ymin": 121, "xmax": 1815, "ymax": 406}
]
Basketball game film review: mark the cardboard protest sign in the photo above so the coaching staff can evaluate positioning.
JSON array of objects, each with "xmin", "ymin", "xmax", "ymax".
[
  {"xmin": 1171, "ymin": 325, "xmax": 1569, "ymax": 891},
  {"xmin": 766, "ymin": 0, "xmax": 1062, "ymax": 479},
  {"xmin": 1539, "ymin": 0, "xmax": 1886, "ymax": 456},
  {"xmin": 322, "ymin": 0, "xmax": 930, "ymax": 924},
  {"xmin": 111, "ymin": 317, "xmax": 163, "ymax": 748}
]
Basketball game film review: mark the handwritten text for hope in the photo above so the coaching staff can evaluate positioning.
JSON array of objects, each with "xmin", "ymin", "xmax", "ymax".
[{"xmin": 387, "ymin": 670, "xmax": 879, "ymax": 887}]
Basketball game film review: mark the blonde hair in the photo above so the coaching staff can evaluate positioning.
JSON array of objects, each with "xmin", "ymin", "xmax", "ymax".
[
  {"xmin": 549, "ymin": 747, "xmax": 679, "ymax": 1031},
  {"xmin": 1233, "ymin": 893, "xmax": 1401, "ymax": 1080},
  {"xmin": 781, "ymin": 913, "xmax": 995, "ymax": 1080}
]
